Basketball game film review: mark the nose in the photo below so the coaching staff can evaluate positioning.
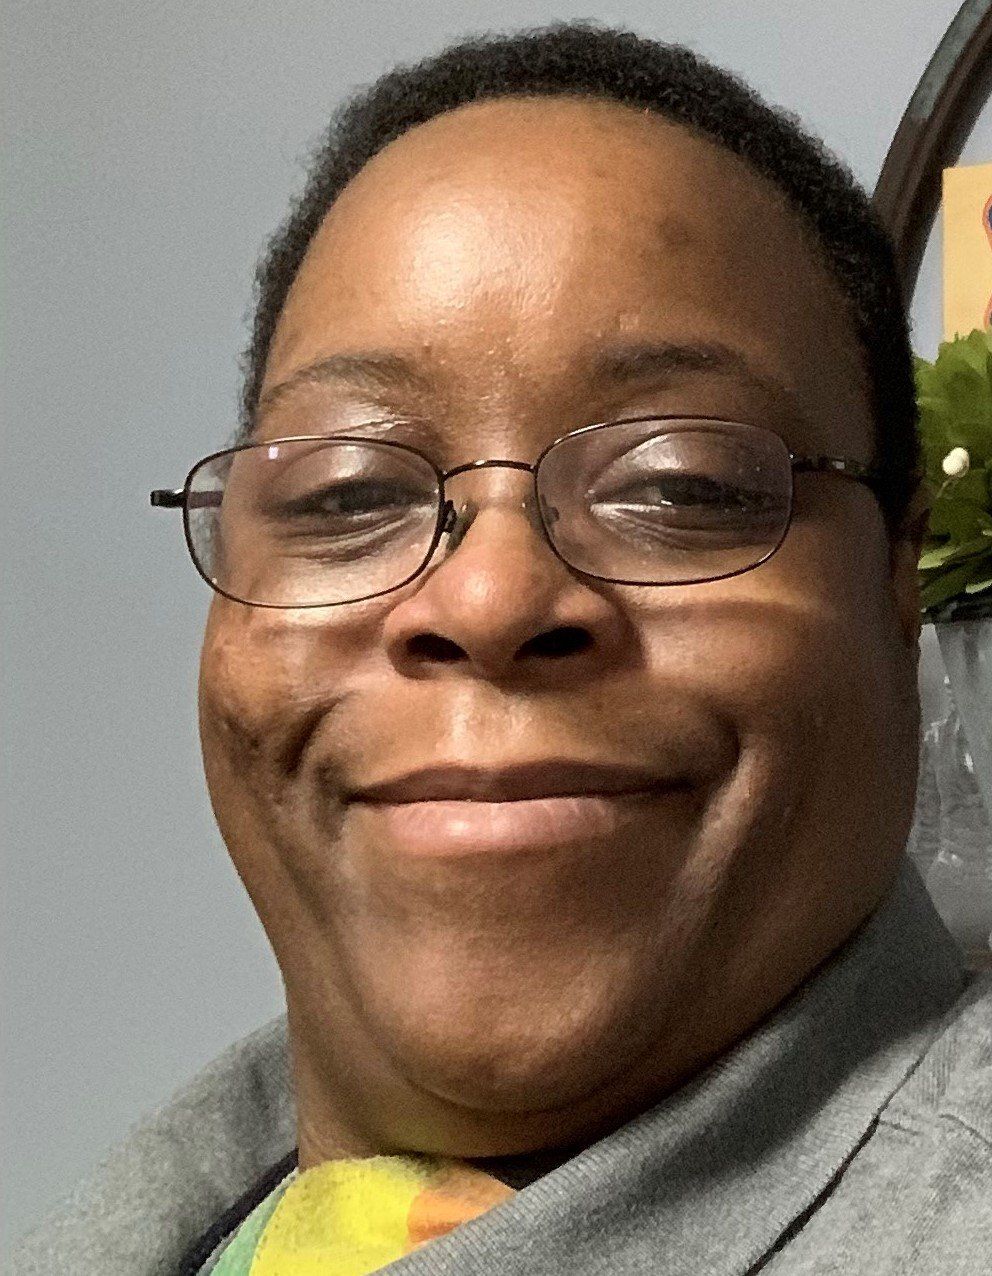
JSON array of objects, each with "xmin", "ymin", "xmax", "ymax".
[{"xmin": 382, "ymin": 470, "xmax": 632, "ymax": 681}]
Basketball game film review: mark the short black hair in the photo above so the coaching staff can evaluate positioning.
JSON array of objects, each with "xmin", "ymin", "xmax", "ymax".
[{"xmin": 240, "ymin": 19, "xmax": 921, "ymax": 542}]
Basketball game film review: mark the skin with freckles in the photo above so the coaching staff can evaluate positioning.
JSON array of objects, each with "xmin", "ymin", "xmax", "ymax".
[{"xmin": 198, "ymin": 96, "xmax": 930, "ymax": 1174}]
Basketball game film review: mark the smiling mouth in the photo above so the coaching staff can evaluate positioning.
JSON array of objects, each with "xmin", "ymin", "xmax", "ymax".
[
  {"xmin": 346, "ymin": 762, "xmax": 694, "ymax": 856},
  {"xmin": 348, "ymin": 760, "xmax": 690, "ymax": 804}
]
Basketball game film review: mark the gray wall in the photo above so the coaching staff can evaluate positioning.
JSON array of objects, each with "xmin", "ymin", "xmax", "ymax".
[{"xmin": 4, "ymin": 0, "xmax": 989, "ymax": 1251}]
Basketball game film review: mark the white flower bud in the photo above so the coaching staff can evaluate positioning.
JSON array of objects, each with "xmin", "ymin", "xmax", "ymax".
[{"xmin": 941, "ymin": 447, "xmax": 971, "ymax": 477}]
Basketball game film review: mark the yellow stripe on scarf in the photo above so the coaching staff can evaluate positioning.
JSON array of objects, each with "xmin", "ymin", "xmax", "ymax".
[{"xmin": 249, "ymin": 1155, "xmax": 516, "ymax": 1276}]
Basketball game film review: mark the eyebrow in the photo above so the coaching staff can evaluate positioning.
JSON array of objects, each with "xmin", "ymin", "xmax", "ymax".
[
  {"xmin": 257, "ymin": 352, "xmax": 433, "ymax": 414},
  {"xmin": 585, "ymin": 339, "xmax": 804, "ymax": 417},
  {"xmin": 256, "ymin": 339, "xmax": 805, "ymax": 423}
]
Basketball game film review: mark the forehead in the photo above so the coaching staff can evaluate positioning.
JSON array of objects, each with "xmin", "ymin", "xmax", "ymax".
[{"xmin": 262, "ymin": 96, "xmax": 870, "ymax": 457}]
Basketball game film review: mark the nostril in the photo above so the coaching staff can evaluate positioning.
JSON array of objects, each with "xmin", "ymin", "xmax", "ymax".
[
  {"xmin": 519, "ymin": 626, "xmax": 593, "ymax": 660},
  {"xmin": 407, "ymin": 633, "xmax": 467, "ymax": 663}
]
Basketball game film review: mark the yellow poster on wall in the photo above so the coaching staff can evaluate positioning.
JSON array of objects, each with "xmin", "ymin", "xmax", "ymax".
[{"xmin": 943, "ymin": 160, "xmax": 992, "ymax": 341}]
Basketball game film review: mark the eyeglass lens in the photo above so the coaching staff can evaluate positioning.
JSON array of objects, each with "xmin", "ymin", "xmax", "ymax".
[{"xmin": 185, "ymin": 420, "xmax": 792, "ymax": 607}]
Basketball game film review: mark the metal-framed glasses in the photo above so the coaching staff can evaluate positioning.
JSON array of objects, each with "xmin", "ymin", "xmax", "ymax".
[{"xmin": 150, "ymin": 415, "xmax": 885, "ymax": 608}]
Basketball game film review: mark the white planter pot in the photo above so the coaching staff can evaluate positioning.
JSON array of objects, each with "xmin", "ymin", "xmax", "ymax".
[
  {"xmin": 908, "ymin": 617, "xmax": 992, "ymax": 972},
  {"xmin": 936, "ymin": 619, "xmax": 992, "ymax": 823}
]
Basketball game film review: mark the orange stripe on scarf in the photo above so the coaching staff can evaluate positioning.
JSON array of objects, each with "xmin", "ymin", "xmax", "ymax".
[{"xmin": 406, "ymin": 1161, "xmax": 517, "ymax": 1250}]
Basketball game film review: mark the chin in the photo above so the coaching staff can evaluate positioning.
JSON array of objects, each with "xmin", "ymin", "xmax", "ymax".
[
  {"xmin": 396, "ymin": 1029, "xmax": 627, "ymax": 1114},
  {"xmin": 361, "ymin": 956, "xmax": 678, "ymax": 1116}
]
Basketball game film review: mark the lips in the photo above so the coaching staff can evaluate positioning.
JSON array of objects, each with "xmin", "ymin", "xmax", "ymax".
[
  {"xmin": 345, "ymin": 761, "xmax": 693, "ymax": 857},
  {"xmin": 347, "ymin": 760, "xmax": 689, "ymax": 805}
]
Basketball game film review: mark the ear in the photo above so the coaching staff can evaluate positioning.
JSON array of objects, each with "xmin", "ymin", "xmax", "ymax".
[{"xmin": 887, "ymin": 480, "xmax": 932, "ymax": 653}]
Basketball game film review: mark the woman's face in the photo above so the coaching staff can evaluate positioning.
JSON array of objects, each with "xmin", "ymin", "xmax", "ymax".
[{"xmin": 198, "ymin": 97, "xmax": 925, "ymax": 1162}]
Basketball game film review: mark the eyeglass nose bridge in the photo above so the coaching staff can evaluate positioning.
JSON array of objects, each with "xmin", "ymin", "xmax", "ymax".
[{"xmin": 438, "ymin": 457, "xmax": 558, "ymax": 553}]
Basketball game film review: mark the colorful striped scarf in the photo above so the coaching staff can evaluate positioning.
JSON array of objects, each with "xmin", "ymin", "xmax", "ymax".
[{"xmin": 211, "ymin": 1154, "xmax": 517, "ymax": 1275}]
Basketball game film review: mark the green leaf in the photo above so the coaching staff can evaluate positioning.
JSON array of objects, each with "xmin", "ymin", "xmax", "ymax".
[
  {"xmin": 917, "ymin": 535, "xmax": 992, "ymax": 570},
  {"xmin": 944, "ymin": 328, "xmax": 991, "ymax": 375},
  {"xmin": 917, "ymin": 544, "xmax": 956, "ymax": 570},
  {"xmin": 920, "ymin": 560, "xmax": 983, "ymax": 610},
  {"xmin": 927, "ymin": 495, "xmax": 987, "ymax": 540},
  {"xmin": 916, "ymin": 328, "xmax": 992, "ymax": 467},
  {"xmin": 964, "ymin": 575, "xmax": 992, "ymax": 595}
]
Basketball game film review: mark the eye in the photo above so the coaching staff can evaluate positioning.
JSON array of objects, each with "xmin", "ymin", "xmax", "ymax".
[
  {"xmin": 284, "ymin": 478, "xmax": 426, "ymax": 519},
  {"xmin": 593, "ymin": 471, "xmax": 780, "ymax": 516},
  {"xmin": 608, "ymin": 472, "xmax": 744, "ymax": 506}
]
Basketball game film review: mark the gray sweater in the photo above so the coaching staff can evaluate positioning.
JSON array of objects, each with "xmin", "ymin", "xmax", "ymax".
[{"xmin": 9, "ymin": 854, "xmax": 992, "ymax": 1274}]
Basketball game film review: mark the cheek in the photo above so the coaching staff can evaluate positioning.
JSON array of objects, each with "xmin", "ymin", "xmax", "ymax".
[
  {"xmin": 633, "ymin": 501, "xmax": 910, "ymax": 786},
  {"xmin": 763, "ymin": 529, "xmax": 918, "ymax": 859},
  {"xmin": 197, "ymin": 599, "xmax": 394, "ymax": 938},
  {"xmin": 741, "ymin": 494, "xmax": 904, "ymax": 700},
  {"xmin": 197, "ymin": 598, "xmax": 385, "ymax": 796},
  {"xmin": 199, "ymin": 607, "xmax": 297, "ymax": 766}
]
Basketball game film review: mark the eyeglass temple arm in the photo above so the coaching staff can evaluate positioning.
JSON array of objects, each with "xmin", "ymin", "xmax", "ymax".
[
  {"xmin": 791, "ymin": 455, "xmax": 896, "ymax": 500},
  {"xmin": 150, "ymin": 489, "xmax": 223, "ymax": 509}
]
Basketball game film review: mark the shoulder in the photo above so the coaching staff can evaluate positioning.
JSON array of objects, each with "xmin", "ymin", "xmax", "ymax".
[
  {"xmin": 888, "ymin": 969, "xmax": 992, "ymax": 1146},
  {"xmin": 6, "ymin": 1013, "xmax": 294, "ymax": 1276},
  {"xmin": 868, "ymin": 970, "xmax": 992, "ymax": 1268},
  {"xmin": 770, "ymin": 971, "xmax": 992, "ymax": 1274}
]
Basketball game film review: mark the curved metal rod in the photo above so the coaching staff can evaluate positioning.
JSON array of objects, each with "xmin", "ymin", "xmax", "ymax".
[{"xmin": 873, "ymin": 0, "xmax": 992, "ymax": 301}]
